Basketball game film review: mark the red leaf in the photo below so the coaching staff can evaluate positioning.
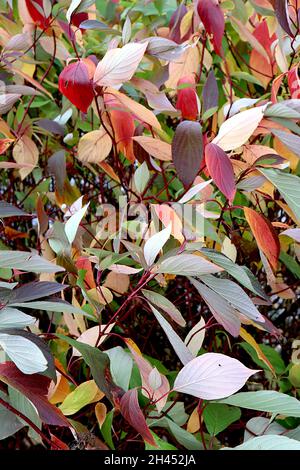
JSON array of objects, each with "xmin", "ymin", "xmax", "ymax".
[
  {"xmin": 176, "ymin": 75, "xmax": 199, "ymax": 121},
  {"xmin": 0, "ymin": 138, "xmax": 14, "ymax": 155},
  {"xmin": 244, "ymin": 207, "xmax": 280, "ymax": 271},
  {"xmin": 71, "ymin": 12, "xmax": 89, "ymax": 29},
  {"xmin": 197, "ymin": 0, "xmax": 224, "ymax": 56},
  {"xmin": 104, "ymin": 95, "xmax": 135, "ymax": 162},
  {"xmin": 205, "ymin": 143, "xmax": 236, "ymax": 203},
  {"xmin": 120, "ymin": 388, "xmax": 156, "ymax": 446},
  {"xmin": 249, "ymin": 20, "xmax": 277, "ymax": 87},
  {"xmin": 172, "ymin": 121, "xmax": 203, "ymax": 187},
  {"xmin": 288, "ymin": 65, "xmax": 300, "ymax": 99},
  {"xmin": 0, "ymin": 362, "xmax": 69, "ymax": 427},
  {"xmin": 58, "ymin": 60, "xmax": 94, "ymax": 113},
  {"xmin": 25, "ymin": 0, "xmax": 51, "ymax": 29}
]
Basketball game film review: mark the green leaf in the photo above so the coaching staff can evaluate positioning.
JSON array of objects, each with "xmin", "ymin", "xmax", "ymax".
[
  {"xmin": 240, "ymin": 343, "xmax": 286, "ymax": 374},
  {"xmin": 218, "ymin": 391, "xmax": 300, "ymax": 417},
  {"xmin": 259, "ymin": 168, "xmax": 300, "ymax": 221},
  {"xmin": 134, "ymin": 161, "xmax": 150, "ymax": 194},
  {"xmin": 10, "ymin": 300, "xmax": 88, "ymax": 316},
  {"xmin": 100, "ymin": 408, "xmax": 115, "ymax": 450},
  {"xmin": 0, "ymin": 251, "xmax": 64, "ymax": 274},
  {"xmin": 145, "ymin": 431, "xmax": 177, "ymax": 450},
  {"xmin": 56, "ymin": 334, "xmax": 123, "ymax": 404},
  {"xmin": 203, "ymin": 403, "xmax": 241, "ymax": 436},
  {"xmin": 279, "ymin": 252, "xmax": 300, "ymax": 279},
  {"xmin": 59, "ymin": 380, "xmax": 102, "ymax": 416}
]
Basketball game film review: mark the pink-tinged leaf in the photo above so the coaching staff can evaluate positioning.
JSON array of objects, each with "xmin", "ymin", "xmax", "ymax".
[
  {"xmin": 190, "ymin": 278, "xmax": 241, "ymax": 337},
  {"xmin": 244, "ymin": 207, "xmax": 280, "ymax": 271},
  {"xmin": 172, "ymin": 121, "xmax": 203, "ymax": 187},
  {"xmin": 197, "ymin": 0, "xmax": 225, "ymax": 56},
  {"xmin": 173, "ymin": 353, "xmax": 259, "ymax": 399},
  {"xmin": 25, "ymin": 0, "xmax": 51, "ymax": 29},
  {"xmin": 249, "ymin": 20, "xmax": 277, "ymax": 88},
  {"xmin": 288, "ymin": 65, "xmax": 300, "ymax": 99},
  {"xmin": 58, "ymin": 60, "xmax": 94, "ymax": 113},
  {"xmin": 176, "ymin": 75, "xmax": 199, "ymax": 121},
  {"xmin": 169, "ymin": 4, "xmax": 190, "ymax": 43},
  {"xmin": 125, "ymin": 340, "xmax": 170, "ymax": 412},
  {"xmin": 280, "ymin": 228, "xmax": 300, "ymax": 243},
  {"xmin": 205, "ymin": 143, "xmax": 236, "ymax": 203},
  {"xmin": 0, "ymin": 362, "xmax": 69, "ymax": 427},
  {"xmin": 274, "ymin": 0, "xmax": 294, "ymax": 37},
  {"xmin": 144, "ymin": 223, "xmax": 172, "ymax": 267},
  {"xmin": 119, "ymin": 388, "xmax": 156, "ymax": 446},
  {"xmin": 202, "ymin": 70, "xmax": 219, "ymax": 113},
  {"xmin": 94, "ymin": 42, "xmax": 148, "ymax": 87}
]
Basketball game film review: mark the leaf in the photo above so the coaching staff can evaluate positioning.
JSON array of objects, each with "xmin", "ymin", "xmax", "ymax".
[
  {"xmin": 125, "ymin": 339, "xmax": 169, "ymax": 412},
  {"xmin": 0, "ymin": 251, "xmax": 64, "ymax": 273},
  {"xmin": 177, "ymin": 179, "xmax": 212, "ymax": 204},
  {"xmin": 205, "ymin": 143, "xmax": 236, "ymax": 203},
  {"xmin": 274, "ymin": 0, "xmax": 294, "ymax": 37},
  {"xmin": 244, "ymin": 207, "xmax": 280, "ymax": 271},
  {"xmin": 176, "ymin": 75, "xmax": 199, "ymax": 121},
  {"xmin": 197, "ymin": 0, "xmax": 225, "ymax": 56},
  {"xmin": 65, "ymin": 203, "xmax": 89, "ymax": 244},
  {"xmin": 189, "ymin": 278, "xmax": 241, "ymax": 337},
  {"xmin": 0, "ymin": 308, "xmax": 35, "ymax": 330},
  {"xmin": 12, "ymin": 135, "xmax": 38, "ymax": 180},
  {"xmin": 271, "ymin": 129, "xmax": 300, "ymax": 158},
  {"xmin": 165, "ymin": 46, "xmax": 200, "ymax": 93},
  {"xmin": 172, "ymin": 121, "xmax": 203, "ymax": 187},
  {"xmin": 56, "ymin": 334, "xmax": 123, "ymax": 405},
  {"xmin": 0, "ymin": 363, "xmax": 69, "ymax": 426},
  {"xmin": 105, "ymin": 88, "xmax": 161, "ymax": 129},
  {"xmin": 144, "ymin": 223, "xmax": 172, "ymax": 267},
  {"xmin": 240, "ymin": 340, "xmax": 285, "ymax": 375},
  {"xmin": 224, "ymin": 435, "xmax": 300, "ymax": 450},
  {"xmin": 77, "ymin": 128, "xmax": 112, "ymax": 164},
  {"xmin": 150, "ymin": 306, "xmax": 194, "ymax": 365},
  {"xmin": 173, "ymin": 353, "xmax": 259, "ymax": 399},
  {"xmin": 184, "ymin": 317, "xmax": 205, "ymax": 357},
  {"xmin": 0, "ymin": 392, "xmax": 24, "ymax": 440},
  {"xmin": 145, "ymin": 37, "xmax": 187, "ymax": 62},
  {"xmin": 132, "ymin": 136, "xmax": 172, "ymax": 161},
  {"xmin": 218, "ymin": 391, "xmax": 300, "ymax": 417},
  {"xmin": 95, "ymin": 402, "xmax": 107, "ymax": 429},
  {"xmin": 36, "ymin": 119, "xmax": 65, "ymax": 136},
  {"xmin": 10, "ymin": 281, "xmax": 65, "ymax": 304},
  {"xmin": 79, "ymin": 19, "xmax": 121, "ymax": 35},
  {"xmin": 280, "ymin": 228, "xmax": 300, "ymax": 243},
  {"xmin": 259, "ymin": 168, "xmax": 300, "ymax": 221},
  {"xmin": 94, "ymin": 42, "xmax": 148, "ymax": 87},
  {"xmin": 142, "ymin": 289, "xmax": 186, "ymax": 327},
  {"xmin": 10, "ymin": 300, "xmax": 87, "ymax": 316},
  {"xmin": 202, "ymin": 70, "xmax": 219, "ymax": 113},
  {"xmin": 199, "ymin": 275, "xmax": 264, "ymax": 323},
  {"xmin": 107, "ymin": 105, "xmax": 135, "ymax": 162},
  {"xmin": 212, "ymin": 106, "xmax": 265, "ymax": 151},
  {"xmin": 105, "ymin": 347, "xmax": 133, "ymax": 391},
  {"xmin": 0, "ymin": 202, "xmax": 27, "ymax": 218},
  {"xmin": 203, "ymin": 403, "xmax": 241, "ymax": 436},
  {"xmin": 201, "ymin": 249, "xmax": 269, "ymax": 300},
  {"xmin": 72, "ymin": 325, "xmax": 115, "ymax": 355},
  {"xmin": 120, "ymin": 388, "xmax": 156, "ymax": 446},
  {"xmin": 156, "ymin": 254, "xmax": 223, "ymax": 276},
  {"xmin": 58, "ymin": 60, "xmax": 94, "ymax": 113},
  {"xmin": 134, "ymin": 162, "xmax": 150, "ymax": 194},
  {"xmin": 59, "ymin": 380, "xmax": 104, "ymax": 416}
]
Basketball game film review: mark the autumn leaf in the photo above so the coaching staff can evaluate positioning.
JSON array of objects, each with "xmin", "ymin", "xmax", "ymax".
[{"xmin": 244, "ymin": 207, "xmax": 280, "ymax": 271}]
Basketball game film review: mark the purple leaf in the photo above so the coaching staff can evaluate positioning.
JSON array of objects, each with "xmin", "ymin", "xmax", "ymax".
[
  {"xmin": 275, "ymin": 0, "xmax": 294, "ymax": 37},
  {"xmin": 173, "ymin": 353, "xmax": 259, "ymax": 399},
  {"xmin": 172, "ymin": 121, "xmax": 203, "ymax": 187},
  {"xmin": 205, "ymin": 143, "xmax": 236, "ymax": 203},
  {"xmin": 202, "ymin": 70, "xmax": 219, "ymax": 113},
  {"xmin": 120, "ymin": 388, "xmax": 156, "ymax": 446}
]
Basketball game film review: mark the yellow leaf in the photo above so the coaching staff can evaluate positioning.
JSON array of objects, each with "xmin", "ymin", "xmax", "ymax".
[
  {"xmin": 166, "ymin": 46, "xmax": 200, "ymax": 94},
  {"xmin": 187, "ymin": 406, "xmax": 200, "ymax": 433},
  {"xmin": 59, "ymin": 380, "xmax": 104, "ymax": 416},
  {"xmin": 240, "ymin": 327, "xmax": 275, "ymax": 375},
  {"xmin": 95, "ymin": 402, "xmax": 107, "ymax": 429},
  {"xmin": 77, "ymin": 127, "xmax": 112, "ymax": 163},
  {"xmin": 12, "ymin": 135, "xmax": 38, "ymax": 179},
  {"xmin": 105, "ymin": 88, "xmax": 161, "ymax": 130},
  {"xmin": 133, "ymin": 136, "xmax": 172, "ymax": 161}
]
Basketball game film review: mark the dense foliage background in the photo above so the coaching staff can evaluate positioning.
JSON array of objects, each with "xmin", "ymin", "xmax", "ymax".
[{"xmin": 0, "ymin": 0, "xmax": 299, "ymax": 451}]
